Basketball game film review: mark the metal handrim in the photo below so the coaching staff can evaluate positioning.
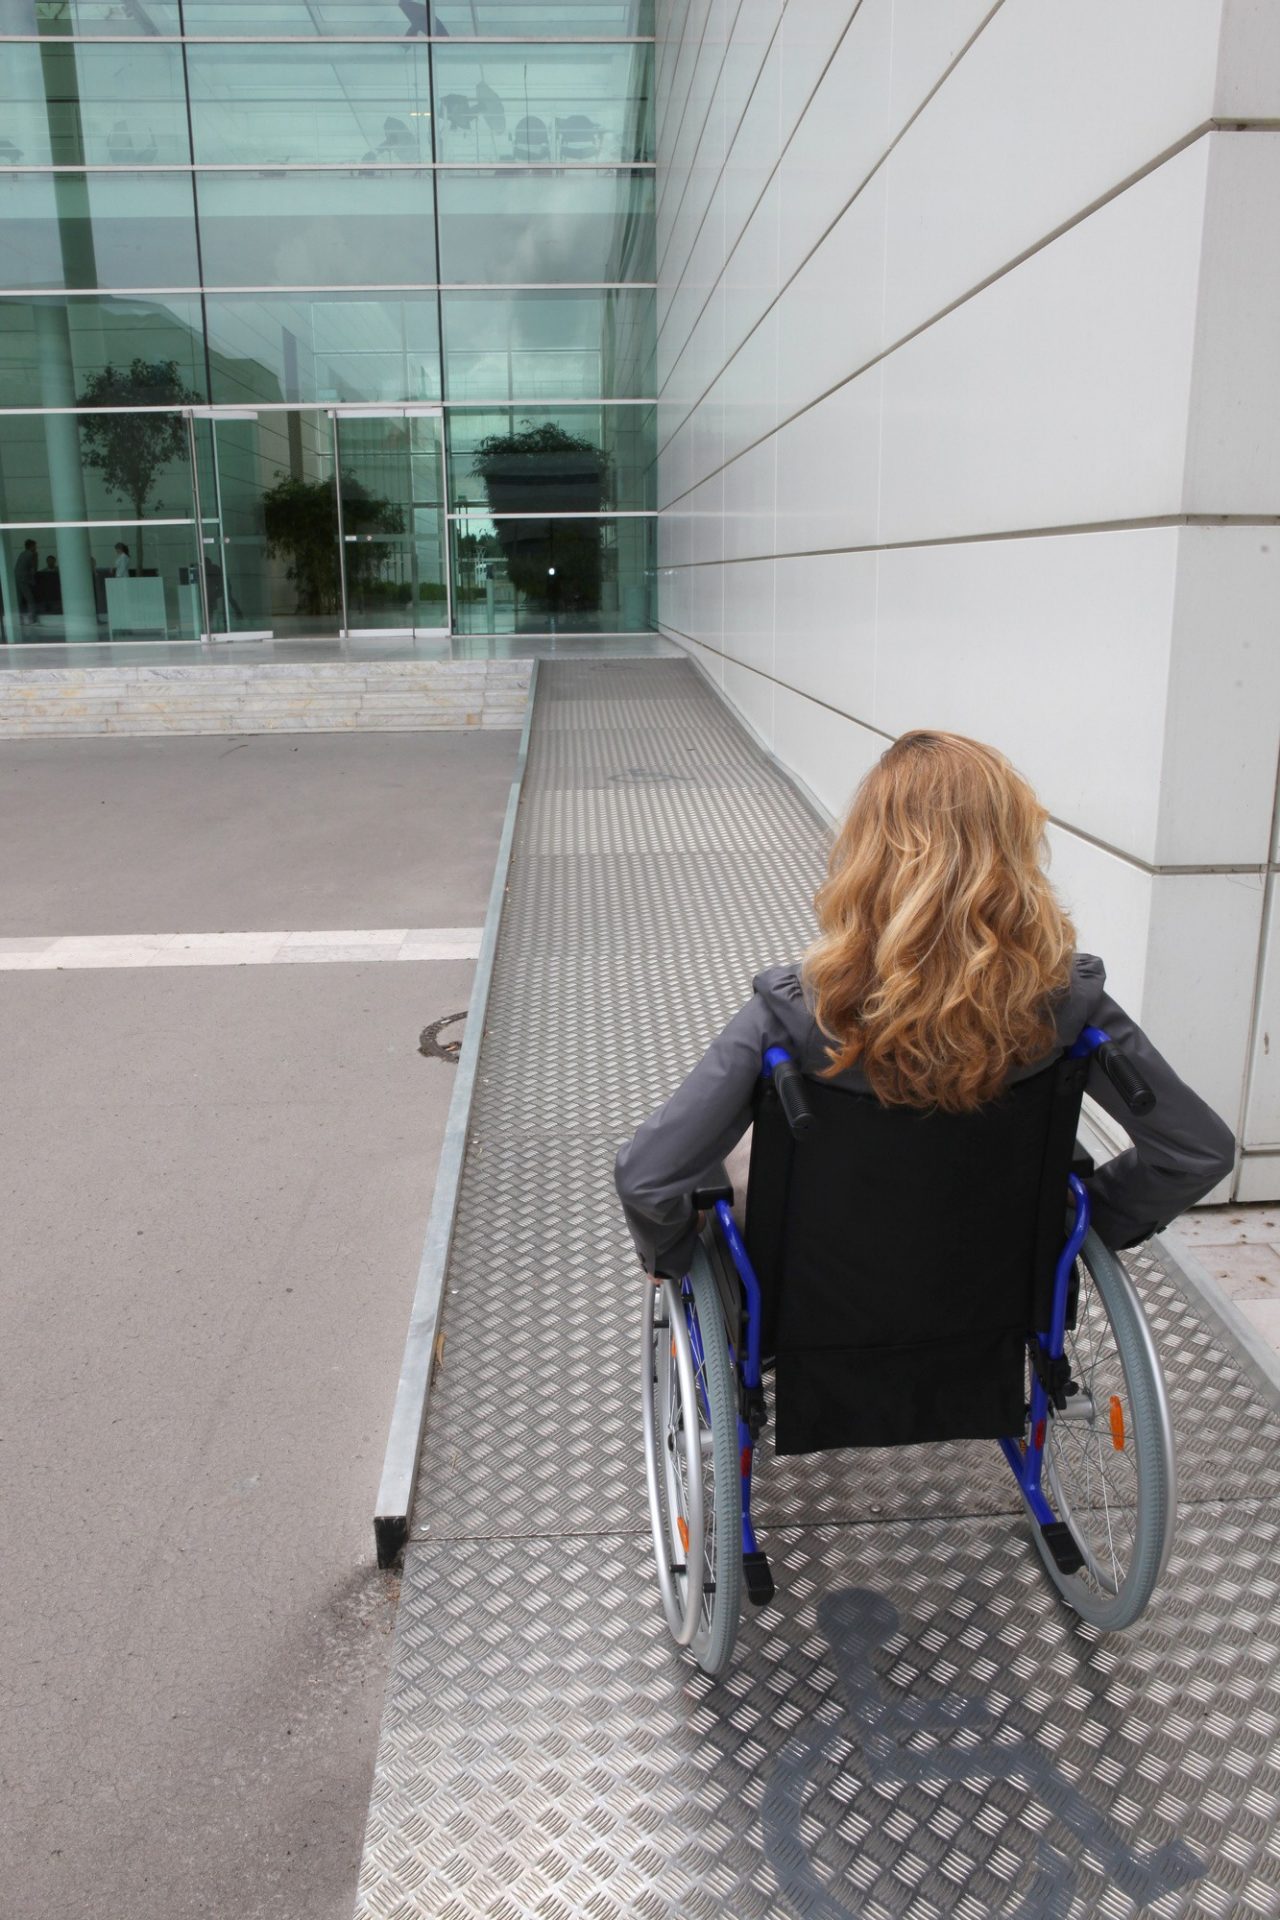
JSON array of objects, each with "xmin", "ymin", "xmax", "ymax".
[{"xmin": 641, "ymin": 1278, "xmax": 704, "ymax": 1646}]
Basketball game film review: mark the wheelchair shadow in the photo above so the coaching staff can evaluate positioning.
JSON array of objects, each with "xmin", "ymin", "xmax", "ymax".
[{"xmin": 761, "ymin": 1587, "xmax": 1206, "ymax": 1920}]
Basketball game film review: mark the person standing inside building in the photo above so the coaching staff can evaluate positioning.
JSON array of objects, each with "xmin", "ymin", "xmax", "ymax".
[
  {"xmin": 15, "ymin": 539, "xmax": 40, "ymax": 629},
  {"xmin": 113, "ymin": 542, "xmax": 131, "ymax": 578}
]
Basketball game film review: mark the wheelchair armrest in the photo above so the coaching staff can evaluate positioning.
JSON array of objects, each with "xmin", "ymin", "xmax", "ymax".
[{"xmin": 691, "ymin": 1161, "xmax": 733, "ymax": 1210}]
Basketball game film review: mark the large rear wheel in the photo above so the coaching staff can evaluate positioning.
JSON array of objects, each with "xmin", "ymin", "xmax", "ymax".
[
  {"xmin": 641, "ymin": 1244, "xmax": 743, "ymax": 1674},
  {"xmin": 1032, "ymin": 1230, "xmax": 1176, "ymax": 1630}
]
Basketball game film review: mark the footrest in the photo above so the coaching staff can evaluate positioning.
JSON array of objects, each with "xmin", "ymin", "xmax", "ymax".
[
  {"xmin": 1040, "ymin": 1520, "xmax": 1086, "ymax": 1575},
  {"xmin": 743, "ymin": 1549, "xmax": 775, "ymax": 1608}
]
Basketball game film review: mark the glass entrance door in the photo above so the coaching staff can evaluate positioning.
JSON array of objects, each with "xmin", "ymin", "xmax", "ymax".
[
  {"xmin": 191, "ymin": 408, "xmax": 343, "ymax": 641},
  {"xmin": 333, "ymin": 409, "xmax": 449, "ymax": 635}
]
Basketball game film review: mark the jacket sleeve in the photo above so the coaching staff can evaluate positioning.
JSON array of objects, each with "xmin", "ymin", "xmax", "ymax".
[
  {"xmin": 614, "ymin": 991, "xmax": 775, "ymax": 1277},
  {"xmin": 1084, "ymin": 990, "xmax": 1236, "ymax": 1249}
]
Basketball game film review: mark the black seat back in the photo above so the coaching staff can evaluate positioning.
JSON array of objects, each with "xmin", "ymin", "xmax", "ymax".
[{"xmin": 744, "ymin": 1053, "xmax": 1087, "ymax": 1453}]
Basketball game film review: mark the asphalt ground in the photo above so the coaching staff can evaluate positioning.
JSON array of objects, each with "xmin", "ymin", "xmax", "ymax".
[{"xmin": 0, "ymin": 730, "xmax": 518, "ymax": 1920}]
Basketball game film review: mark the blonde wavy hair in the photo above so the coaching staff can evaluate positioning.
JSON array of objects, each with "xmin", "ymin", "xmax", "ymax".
[{"xmin": 803, "ymin": 731, "xmax": 1075, "ymax": 1112}]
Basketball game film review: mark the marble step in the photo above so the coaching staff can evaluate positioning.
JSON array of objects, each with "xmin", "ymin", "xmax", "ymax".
[{"xmin": 0, "ymin": 659, "xmax": 532, "ymax": 737}]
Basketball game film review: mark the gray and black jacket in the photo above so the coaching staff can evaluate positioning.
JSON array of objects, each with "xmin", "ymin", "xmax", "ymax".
[{"xmin": 614, "ymin": 954, "xmax": 1235, "ymax": 1278}]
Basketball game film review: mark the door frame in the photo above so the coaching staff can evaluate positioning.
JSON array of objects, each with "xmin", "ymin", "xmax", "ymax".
[
  {"xmin": 328, "ymin": 405, "xmax": 452, "ymax": 640},
  {"xmin": 187, "ymin": 409, "xmax": 273, "ymax": 642}
]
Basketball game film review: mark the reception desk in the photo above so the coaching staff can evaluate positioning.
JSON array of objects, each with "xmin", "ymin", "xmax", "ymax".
[{"xmin": 105, "ymin": 575, "xmax": 167, "ymax": 639}]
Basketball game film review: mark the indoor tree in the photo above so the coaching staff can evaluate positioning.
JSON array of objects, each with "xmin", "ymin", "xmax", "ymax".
[
  {"xmin": 262, "ymin": 471, "xmax": 403, "ymax": 618},
  {"xmin": 77, "ymin": 358, "xmax": 202, "ymax": 573}
]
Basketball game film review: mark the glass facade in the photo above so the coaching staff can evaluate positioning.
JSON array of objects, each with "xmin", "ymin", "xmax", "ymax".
[{"xmin": 0, "ymin": 3, "xmax": 655, "ymax": 647}]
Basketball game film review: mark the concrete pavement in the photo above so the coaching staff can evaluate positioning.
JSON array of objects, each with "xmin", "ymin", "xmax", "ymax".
[{"xmin": 0, "ymin": 730, "xmax": 518, "ymax": 1920}]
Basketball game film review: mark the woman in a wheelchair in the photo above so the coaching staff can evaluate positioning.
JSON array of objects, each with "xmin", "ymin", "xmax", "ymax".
[{"xmin": 617, "ymin": 730, "xmax": 1233, "ymax": 1672}]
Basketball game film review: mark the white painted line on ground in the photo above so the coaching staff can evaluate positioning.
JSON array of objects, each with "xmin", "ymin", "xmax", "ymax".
[{"xmin": 0, "ymin": 928, "xmax": 484, "ymax": 969}]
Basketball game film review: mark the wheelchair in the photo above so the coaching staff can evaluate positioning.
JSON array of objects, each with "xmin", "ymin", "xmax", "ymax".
[{"xmin": 641, "ymin": 1027, "xmax": 1177, "ymax": 1676}]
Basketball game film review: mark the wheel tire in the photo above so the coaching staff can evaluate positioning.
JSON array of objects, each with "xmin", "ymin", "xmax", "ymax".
[
  {"xmin": 1031, "ymin": 1229, "xmax": 1176, "ymax": 1630},
  {"xmin": 685, "ymin": 1245, "xmax": 743, "ymax": 1676}
]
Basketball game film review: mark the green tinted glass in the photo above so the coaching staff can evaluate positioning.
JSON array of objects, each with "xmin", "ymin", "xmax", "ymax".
[
  {"xmin": 445, "ymin": 284, "xmax": 656, "ymax": 397},
  {"xmin": 0, "ymin": 2, "xmax": 183, "ymax": 35},
  {"xmin": 187, "ymin": 44, "xmax": 433, "ymax": 167},
  {"xmin": 436, "ymin": 169, "xmax": 654, "ymax": 283},
  {"xmin": 205, "ymin": 294, "xmax": 440, "ymax": 406},
  {"xmin": 194, "ymin": 408, "xmax": 343, "ymax": 639},
  {"xmin": 450, "ymin": 512, "xmax": 652, "ymax": 634},
  {"xmin": 446, "ymin": 406, "xmax": 654, "ymax": 514},
  {"xmin": 433, "ymin": 42, "xmax": 651, "ymax": 164},
  {"xmin": 434, "ymin": 3, "xmax": 653, "ymax": 32},
  {"xmin": 0, "ymin": 407, "xmax": 196, "ymax": 524},
  {"xmin": 0, "ymin": 171, "xmax": 200, "ymax": 290},
  {"xmin": 0, "ymin": 294, "xmax": 207, "ymax": 408},
  {"xmin": 194, "ymin": 169, "xmax": 436, "ymax": 287},
  {"xmin": 2, "ymin": 42, "xmax": 190, "ymax": 167},
  {"xmin": 2, "ymin": 521, "xmax": 202, "ymax": 645},
  {"xmin": 0, "ymin": 0, "xmax": 653, "ymax": 33},
  {"xmin": 180, "ymin": 2, "xmax": 442, "ymax": 31},
  {"xmin": 441, "ymin": 289, "xmax": 654, "ymax": 400}
]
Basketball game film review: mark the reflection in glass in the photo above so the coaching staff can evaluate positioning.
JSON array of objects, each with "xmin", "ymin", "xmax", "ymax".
[
  {"xmin": 447, "ymin": 405, "xmax": 654, "ymax": 513},
  {"xmin": 187, "ymin": 44, "xmax": 433, "ymax": 168},
  {"xmin": 450, "ymin": 512, "xmax": 651, "ymax": 634},
  {"xmin": 0, "ymin": 170, "xmax": 200, "ymax": 290},
  {"xmin": 0, "ymin": 294, "xmax": 207, "ymax": 408},
  {"xmin": 335, "ymin": 412, "xmax": 448, "ymax": 630},
  {"xmin": 179, "ymin": 2, "xmax": 451, "ymax": 31},
  {"xmin": 433, "ymin": 43, "xmax": 651, "ymax": 164},
  {"xmin": 0, "ymin": 2, "xmax": 183, "ymax": 37},
  {"xmin": 2, "ymin": 43, "xmax": 190, "ymax": 168},
  {"xmin": 441, "ymin": 288, "xmax": 653, "ymax": 400},
  {"xmin": 0, "ymin": 407, "xmax": 195, "ymax": 526},
  {"xmin": 205, "ymin": 294, "xmax": 440, "ymax": 407},
  {"xmin": 436, "ymin": 169, "xmax": 654, "ymax": 283},
  {"xmin": 194, "ymin": 170, "xmax": 436, "ymax": 288},
  {"xmin": 433, "ymin": 3, "xmax": 653, "ymax": 32},
  {"xmin": 0, "ymin": 520, "xmax": 201, "ymax": 646},
  {"xmin": 1, "ymin": 0, "xmax": 653, "ymax": 35},
  {"xmin": 195, "ymin": 409, "xmax": 343, "ymax": 639}
]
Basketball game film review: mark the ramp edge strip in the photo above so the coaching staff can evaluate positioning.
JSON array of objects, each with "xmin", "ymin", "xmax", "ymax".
[{"xmin": 373, "ymin": 662, "xmax": 539, "ymax": 1566}]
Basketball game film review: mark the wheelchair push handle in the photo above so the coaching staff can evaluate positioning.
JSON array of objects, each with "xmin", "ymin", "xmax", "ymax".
[
  {"xmin": 763, "ymin": 1046, "xmax": 813, "ymax": 1138},
  {"xmin": 1098, "ymin": 1041, "xmax": 1156, "ymax": 1116},
  {"xmin": 1074, "ymin": 1025, "xmax": 1156, "ymax": 1117}
]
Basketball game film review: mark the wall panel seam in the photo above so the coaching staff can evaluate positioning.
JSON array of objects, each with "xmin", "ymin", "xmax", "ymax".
[
  {"xmin": 655, "ymin": 0, "xmax": 791, "ymax": 300},
  {"xmin": 656, "ymin": 118, "xmax": 1218, "ymax": 473},
  {"xmin": 655, "ymin": 0, "xmax": 714, "ymax": 160},
  {"xmin": 1237, "ymin": 738, "xmax": 1280, "ymax": 1153},
  {"xmin": 658, "ymin": 622, "xmax": 1280, "ymax": 879},
  {"xmin": 655, "ymin": 516, "xmax": 1280, "ymax": 556},
  {"xmin": 656, "ymin": 0, "xmax": 875, "ymax": 365},
  {"xmin": 654, "ymin": 0, "xmax": 750, "ymax": 274},
  {"xmin": 656, "ymin": 0, "xmax": 746, "ymax": 230},
  {"xmin": 654, "ymin": 0, "xmax": 1004, "ymax": 424}
]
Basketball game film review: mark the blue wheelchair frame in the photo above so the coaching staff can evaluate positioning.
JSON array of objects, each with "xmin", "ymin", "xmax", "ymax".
[{"xmin": 681, "ymin": 1026, "xmax": 1118, "ymax": 1580}]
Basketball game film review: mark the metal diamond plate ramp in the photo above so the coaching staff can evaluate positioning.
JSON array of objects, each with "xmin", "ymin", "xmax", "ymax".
[{"xmin": 357, "ymin": 659, "xmax": 1280, "ymax": 1918}]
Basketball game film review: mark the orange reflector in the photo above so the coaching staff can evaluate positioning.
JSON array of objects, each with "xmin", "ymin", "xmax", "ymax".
[
  {"xmin": 671, "ymin": 1338, "xmax": 677, "ymax": 1361},
  {"xmin": 677, "ymin": 1515, "xmax": 689, "ymax": 1553},
  {"xmin": 1109, "ymin": 1395, "xmax": 1126, "ymax": 1450}
]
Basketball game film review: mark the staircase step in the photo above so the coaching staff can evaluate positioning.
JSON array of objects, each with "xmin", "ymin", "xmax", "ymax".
[{"xmin": 0, "ymin": 658, "xmax": 532, "ymax": 737}]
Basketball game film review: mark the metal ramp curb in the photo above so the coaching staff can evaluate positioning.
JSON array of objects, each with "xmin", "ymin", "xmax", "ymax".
[{"xmin": 373, "ymin": 664, "xmax": 538, "ymax": 1566}]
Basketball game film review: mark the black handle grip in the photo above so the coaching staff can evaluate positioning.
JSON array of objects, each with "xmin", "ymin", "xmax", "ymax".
[
  {"xmin": 1098, "ymin": 1041, "xmax": 1155, "ymax": 1117},
  {"xmin": 772, "ymin": 1058, "xmax": 813, "ymax": 1138}
]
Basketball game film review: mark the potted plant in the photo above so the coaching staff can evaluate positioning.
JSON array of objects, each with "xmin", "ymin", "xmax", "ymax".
[{"xmin": 470, "ymin": 420, "xmax": 610, "ymax": 621}]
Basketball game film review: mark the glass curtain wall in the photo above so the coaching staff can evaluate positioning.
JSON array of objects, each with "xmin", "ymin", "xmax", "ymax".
[{"xmin": 0, "ymin": 2, "xmax": 655, "ymax": 647}]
